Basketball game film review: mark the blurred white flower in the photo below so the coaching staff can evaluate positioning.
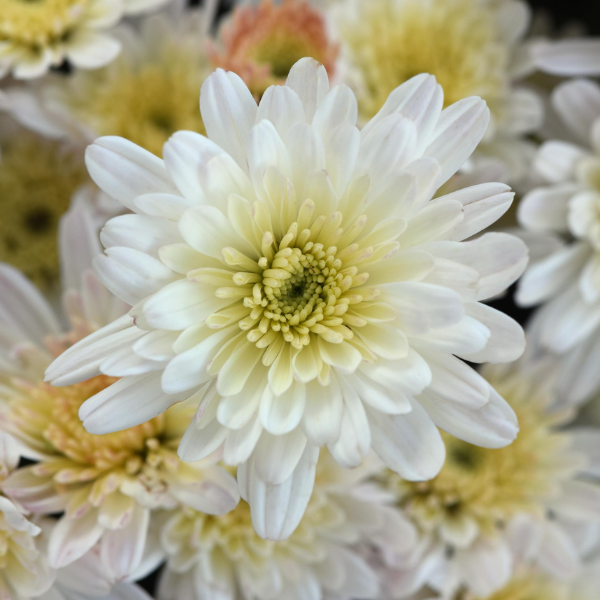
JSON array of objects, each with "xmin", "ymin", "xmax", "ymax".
[
  {"xmin": 0, "ymin": 0, "xmax": 179, "ymax": 80},
  {"xmin": 331, "ymin": 0, "xmax": 543, "ymax": 184},
  {"xmin": 377, "ymin": 359, "xmax": 600, "ymax": 599},
  {"xmin": 535, "ymin": 39, "xmax": 600, "ymax": 77},
  {"xmin": 3, "ymin": 5, "xmax": 214, "ymax": 157},
  {"xmin": 517, "ymin": 78, "xmax": 600, "ymax": 405},
  {"xmin": 0, "ymin": 205, "xmax": 239, "ymax": 576},
  {"xmin": 0, "ymin": 496, "xmax": 54, "ymax": 599},
  {"xmin": 156, "ymin": 453, "xmax": 415, "ymax": 600},
  {"xmin": 46, "ymin": 57, "xmax": 528, "ymax": 540}
]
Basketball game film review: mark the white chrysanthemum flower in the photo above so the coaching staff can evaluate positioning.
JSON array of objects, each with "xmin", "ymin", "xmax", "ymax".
[
  {"xmin": 0, "ymin": 496, "xmax": 54, "ymax": 599},
  {"xmin": 46, "ymin": 58, "xmax": 528, "ymax": 540},
  {"xmin": 0, "ymin": 0, "xmax": 178, "ymax": 80},
  {"xmin": 516, "ymin": 77, "xmax": 600, "ymax": 405},
  {"xmin": 4, "ymin": 6, "xmax": 213, "ymax": 157},
  {"xmin": 0, "ymin": 0, "xmax": 123, "ymax": 80},
  {"xmin": 331, "ymin": 0, "xmax": 543, "ymax": 184},
  {"xmin": 0, "ymin": 205, "xmax": 239, "ymax": 574},
  {"xmin": 156, "ymin": 452, "xmax": 415, "ymax": 600},
  {"xmin": 534, "ymin": 39, "xmax": 600, "ymax": 77},
  {"xmin": 377, "ymin": 359, "xmax": 600, "ymax": 599}
]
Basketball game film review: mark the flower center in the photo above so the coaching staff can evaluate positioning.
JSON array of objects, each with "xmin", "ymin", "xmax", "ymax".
[
  {"xmin": 242, "ymin": 221, "xmax": 356, "ymax": 351},
  {"xmin": 8, "ymin": 376, "xmax": 168, "ymax": 476},
  {"xmin": 341, "ymin": 0, "xmax": 508, "ymax": 119},
  {"xmin": 0, "ymin": 0, "xmax": 86, "ymax": 46},
  {"xmin": 0, "ymin": 134, "xmax": 87, "ymax": 289}
]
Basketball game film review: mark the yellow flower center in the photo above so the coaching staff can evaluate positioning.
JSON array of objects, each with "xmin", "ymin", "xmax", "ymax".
[
  {"xmin": 342, "ymin": 0, "xmax": 508, "ymax": 119},
  {"xmin": 0, "ymin": 0, "xmax": 87, "ymax": 47},
  {"xmin": 383, "ymin": 385, "xmax": 576, "ymax": 539},
  {"xmin": 63, "ymin": 51, "xmax": 208, "ymax": 156},
  {"xmin": 241, "ymin": 221, "xmax": 356, "ymax": 351},
  {"xmin": 6, "ymin": 376, "xmax": 190, "ymax": 501},
  {"xmin": 0, "ymin": 134, "xmax": 87, "ymax": 289}
]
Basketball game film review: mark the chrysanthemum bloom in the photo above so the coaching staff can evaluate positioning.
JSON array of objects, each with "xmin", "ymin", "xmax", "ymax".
[
  {"xmin": 0, "ymin": 496, "xmax": 54, "ymax": 599},
  {"xmin": 378, "ymin": 360, "xmax": 600, "ymax": 599},
  {"xmin": 0, "ymin": 0, "xmax": 123, "ymax": 80},
  {"xmin": 0, "ymin": 0, "xmax": 179, "ymax": 80},
  {"xmin": 0, "ymin": 207, "xmax": 239, "ymax": 574},
  {"xmin": 517, "ymin": 78, "xmax": 600, "ymax": 405},
  {"xmin": 459, "ymin": 517, "xmax": 600, "ymax": 600},
  {"xmin": 156, "ymin": 453, "xmax": 415, "ymax": 600},
  {"xmin": 335, "ymin": 0, "xmax": 542, "ymax": 184},
  {"xmin": 46, "ymin": 58, "xmax": 528, "ymax": 540},
  {"xmin": 211, "ymin": 0, "xmax": 339, "ymax": 98},
  {"xmin": 4, "ymin": 8, "xmax": 212, "ymax": 157}
]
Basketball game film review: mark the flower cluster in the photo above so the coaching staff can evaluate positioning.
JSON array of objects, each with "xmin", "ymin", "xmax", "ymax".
[{"xmin": 0, "ymin": 0, "xmax": 599, "ymax": 599}]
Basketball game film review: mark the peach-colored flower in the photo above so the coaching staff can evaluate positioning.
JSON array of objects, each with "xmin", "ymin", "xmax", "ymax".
[{"xmin": 211, "ymin": 0, "xmax": 338, "ymax": 97}]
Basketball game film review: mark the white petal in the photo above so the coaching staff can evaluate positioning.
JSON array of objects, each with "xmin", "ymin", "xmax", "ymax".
[
  {"xmin": 516, "ymin": 242, "xmax": 589, "ymax": 306},
  {"xmin": 200, "ymin": 69, "xmax": 257, "ymax": 171},
  {"xmin": 44, "ymin": 315, "xmax": 140, "ymax": 386},
  {"xmin": 535, "ymin": 40, "xmax": 600, "ymax": 76},
  {"xmin": 162, "ymin": 130, "xmax": 223, "ymax": 202},
  {"xmin": 0, "ymin": 263, "xmax": 61, "ymax": 345},
  {"xmin": 66, "ymin": 30, "xmax": 121, "ymax": 69},
  {"xmin": 518, "ymin": 184, "xmax": 576, "ymax": 233},
  {"xmin": 418, "ymin": 386, "xmax": 518, "ymax": 449},
  {"xmin": 80, "ymin": 372, "xmax": 186, "ymax": 434},
  {"xmin": 253, "ymin": 428, "xmax": 307, "ymax": 485},
  {"xmin": 100, "ymin": 506, "xmax": 149, "ymax": 582},
  {"xmin": 533, "ymin": 140, "xmax": 586, "ymax": 184},
  {"xmin": 167, "ymin": 466, "xmax": 240, "ymax": 515},
  {"xmin": 328, "ymin": 378, "xmax": 371, "ymax": 468},
  {"xmin": 85, "ymin": 137, "xmax": 177, "ymax": 210},
  {"xmin": 361, "ymin": 74, "xmax": 443, "ymax": 155},
  {"xmin": 256, "ymin": 85, "xmax": 305, "ymax": 138},
  {"xmin": 301, "ymin": 379, "xmax": 343, "ymax": 445},
  {"xmin": 420, "ymin": 351, "xmax": 490, "ymax": 409},
  {"xmin": 441, "ymin": 182, "xmax": 514, "ymax": 241},
  {"xmin": 142, "ymin": 278, "xmax": 228, "ymax": 331},
  {"xmin": 101, "ymin": 214, "xmax": 180, "ymax": 257},
  {"xmin": 368, "ymin": 401, "xmax": 445, "ymax": 481},
  {"xmin": 285, "ymin": 58, "xmax": 329, "ymax": 123},
  {"xmin": 94, "ymin": 247, "xmax": 177, "ymax": 306},
  {"xmin": 259, "ymin": 382, "xmax": 306, "ymax": 435},
  {"xmin": 424, "ymin": 97, "xmax": 490, "ymax": 185},
  {"xmin": 49, "ymin": 510, "xmax": 104, "ymax": 568},
  {"xmin": 460, "ymin": 303, "xmax": 525, "ymax": 364},
  {"xmin": 552, "ymin": 79, "xmax": 600, "ymax": 144},
  {"xmin": 242, "ymin": 444, "xmax": 319, "ymax": 540}
]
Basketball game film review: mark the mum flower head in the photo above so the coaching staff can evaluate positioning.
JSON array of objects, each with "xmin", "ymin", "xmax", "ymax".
[
  {"xmin": 517, "ymin": 77, "xmax": 600, "ymax": 405},
  {"xmin": 156, "ymin": 452, "xmax": 416, "ymax": 600},
  {"xmin": 211, "ymin": 0, "xmax": 339, "ymax": 98},
  {"xmin": 46, "ymin": 57, "xmax": 528, "ymax": 540},
  {"xmin": 6, "ymin": 5, "xmax": 214, "ymax": 157},
  {"xmin": 334, "ymin": 0, "xmax": 543, "ymax": 184},
  {"xmin": 0, "ymin": 205, "xmax": 239, "ymax": 575},
  {"xmin": 377, "ymin": 358, "xmax": 600, "ymax": 599}
]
